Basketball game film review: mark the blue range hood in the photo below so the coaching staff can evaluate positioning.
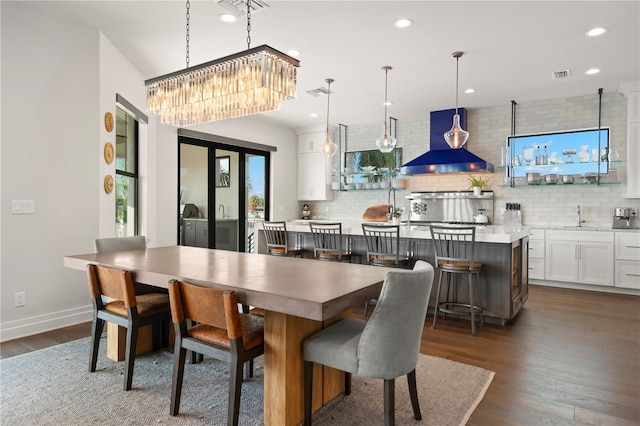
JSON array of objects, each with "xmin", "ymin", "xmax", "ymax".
[{"xmin": 401, "ymin": 108, "xmax": 494, "ymax": 175}]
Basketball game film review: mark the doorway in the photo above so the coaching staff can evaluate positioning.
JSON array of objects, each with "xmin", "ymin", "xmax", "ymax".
[{"xmin": 178, "ymin": 130, "xmax": 273, "ymax": 252}]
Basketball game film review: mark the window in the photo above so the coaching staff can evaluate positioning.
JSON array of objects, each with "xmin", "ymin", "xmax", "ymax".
[{"xmin": 115, "ymin": 106, "xmax": 139, "ymax": 236}]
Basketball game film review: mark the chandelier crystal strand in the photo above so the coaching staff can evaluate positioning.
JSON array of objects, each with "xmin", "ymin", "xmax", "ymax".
[
  {"xmin": 376, "ymin": 66, "xmax": 397, "ymax": 153},
  {"xmin": 320, "ymin": 78, "xmax": 338, "ymax": 157},
  {"xmin": 145, "ymin": 0, "xmax": 299, "ymax": 126},
  {"xmin": 444, "ymin": 51, "xmax": 469, "ymax": 149}
]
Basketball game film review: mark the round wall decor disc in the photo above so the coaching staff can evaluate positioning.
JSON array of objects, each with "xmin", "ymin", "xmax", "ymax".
[
  {"xmin": 104, "ymin": 142, "xmax": 114, "ymax": 164},
  {"xmin": 104, "ymin": 175, "xmax": 114, "ymax": 194},
  {"xmin": 104, "ymin": 112, "xmax": 114, "ymax": 132}
]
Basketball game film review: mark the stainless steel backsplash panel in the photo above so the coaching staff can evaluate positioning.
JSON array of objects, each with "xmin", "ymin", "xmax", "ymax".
[{"xmin": 406, "ymin": 191, "xmax": 494, "ymax": 224}]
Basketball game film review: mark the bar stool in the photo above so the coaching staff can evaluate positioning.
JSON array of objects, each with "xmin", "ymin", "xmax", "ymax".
[
  {"xmin": 262, "ymin": 221, "xmax": 303, "ymax": 257},
  {"xmin": 361, "ymin": 223, "xmax": 411, "ymax": 315},
  {"xmin": 429, "ymin": 225, "xmax": 484, "ymax": 335},
  {"xmin": 308, "ymin": 222, "xmax": 352, "ymax": 262}
]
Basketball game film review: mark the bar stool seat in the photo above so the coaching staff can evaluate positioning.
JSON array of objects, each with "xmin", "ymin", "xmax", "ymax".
[{"xmin": 430, "ymin": 225, "xmax": 484, "ymax": 335}]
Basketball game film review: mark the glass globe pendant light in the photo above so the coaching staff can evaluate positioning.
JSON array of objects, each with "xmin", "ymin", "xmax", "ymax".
[
  {"xmin": 320, "ymin": 78, "xmax": 338, "ymax": 157},
  {"xmin": 376, "ymin": 66, "xmax": 397, "ymax": 153},
  {"xmin": 444, "ymin": 51, "xmax": 469, "ymax": 149}
]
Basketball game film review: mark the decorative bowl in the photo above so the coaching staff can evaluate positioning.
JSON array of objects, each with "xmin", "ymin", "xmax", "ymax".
[
  {"xmin": 360, "ymin": 166, "xmax": 376, "ymax": 172},
  {"xmin": 561, "ymin": 175, "xmax": 574, "ymax": 184},
  {"xmin": 582, "ymin": 173, "xmax": 599, "ymax": 184},
  {"xmin": 544, "ymin": 174, "xmax": 558, "ymax": 184},
  {"xmin": 526, "ymin": 172, "xmax": 541, "ymax": 185}
]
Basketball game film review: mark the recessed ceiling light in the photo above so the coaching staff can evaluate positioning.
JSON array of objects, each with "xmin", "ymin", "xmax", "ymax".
[
  {"xmin": 310, "ymin": 113, "xmax": 318, "ymax": 118},
  {"xmin": 586, "ymin": 27, "xmax": 608, "ymax": 37},
  {"xmin": 585, "ymin": 68, "xmax": 601, "ymax": 75},
  {"xmin": 383, "ymin": 101, "xmax": 393, "ymax": 106},
  {"xmin": 288, "ymin": 49, "xmax": 302, "ymax": 57},
  {"xmin": 219, "ymin": 13, "xmax": 237, "ymax": 23},
  {"xmin": 465, "ymin": 88, "xmax": 475, "ymax": 94},
  {"xmin": 394, "ymin": 18, "xmax": 413, "ymax": 28}
]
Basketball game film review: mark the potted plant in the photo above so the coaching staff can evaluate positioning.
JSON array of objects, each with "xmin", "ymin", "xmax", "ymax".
[
  {"xmin": 390, "ymin": 207, "xmax": 404, "ymax": 224},
  {"xmin": 468, "ymin": 175, "xmax": 490, "ymax": 195}
]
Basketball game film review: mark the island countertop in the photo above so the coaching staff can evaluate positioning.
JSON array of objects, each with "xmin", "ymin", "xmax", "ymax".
[{"xmin": 280, "ymin": 220, "xmax": 530, "ymax": 244}]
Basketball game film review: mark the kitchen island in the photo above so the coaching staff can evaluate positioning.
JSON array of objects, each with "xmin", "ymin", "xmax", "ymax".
[{"xmin": 257, "ymin": 221, "xmax": 530, "ymax": 324}]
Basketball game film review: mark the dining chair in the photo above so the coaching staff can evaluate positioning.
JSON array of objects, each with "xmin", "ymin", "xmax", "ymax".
[
  {"xmin": 168, "ymin": 280, "xmax": 265, "ymax": 426},
  {"xmin": 308, "ymin": 222, "xmax": 352, "ymax": 262},
  {"xmin": 302, "ymin": 260, "xmax": 435, "ymax": 426},
  {"xmin": 361, "ymin": 223, "xmax": 411, "ymax": 315},
  {"xmin": 86, "ymin": 264, "xmax": 171, "ymax": 390},
  {"xmin": 94, "ymin": 235, "xmax": 146, "ymax": 253},
  {"xmin": 262, "ymin": 221, "xmax": 303, "ymax": 257},
  {"xmin": 430, "ymin": 225, "xmax": 484, "ymax": 335}
]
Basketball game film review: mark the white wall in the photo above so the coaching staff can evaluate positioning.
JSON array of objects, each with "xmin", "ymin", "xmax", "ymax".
[{"xmin": 0, "ymin": 3, "xmax": 298, "ymax": 340}]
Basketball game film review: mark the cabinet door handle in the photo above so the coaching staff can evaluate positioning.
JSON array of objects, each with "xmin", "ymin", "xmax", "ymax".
[
  {"xmin": 309, "ymin": 140, "xmax": 313, "ymax": 151},
  {"xmin": 627, "ymin": 273, "xmax": 640, "ymax": 277},
  {"xmin": 575, "ymin": 245, "xmax": 579, "ymax": 259},
  {"xmin": 627, "ymin": 245, "xmax": 640, "ymax": 249}
]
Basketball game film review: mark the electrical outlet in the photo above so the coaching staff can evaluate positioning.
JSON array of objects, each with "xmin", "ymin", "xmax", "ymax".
[{"xmin": 14, "ymin": 292, "xmax": 26, "ymax": 307}]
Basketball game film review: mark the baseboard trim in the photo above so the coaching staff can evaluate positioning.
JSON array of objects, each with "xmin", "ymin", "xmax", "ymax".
[
  {"xmin": 530, "ymin": 280, "xmax": 640, "ymax": 296},
  {"xmin": 0, "ymin": 305, "xmax": 93, "ymax": 343}
]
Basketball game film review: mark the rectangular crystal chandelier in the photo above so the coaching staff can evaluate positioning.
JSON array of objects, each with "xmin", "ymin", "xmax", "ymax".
[{"xmin": 145, "ymin": 45, "xmax": 299, "ymax": 126}]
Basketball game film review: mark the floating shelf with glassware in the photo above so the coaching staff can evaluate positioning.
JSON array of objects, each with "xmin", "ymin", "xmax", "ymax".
[{"xmin": 332, "ymin": 168, "xmax": 406, "ymax": 191}]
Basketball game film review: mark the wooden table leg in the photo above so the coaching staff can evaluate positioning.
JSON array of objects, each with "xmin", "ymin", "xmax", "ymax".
[
  {"xmin": 263, "ymin": 310, "xmax": 349, "ymax": 425},
  {"xmin": 105, "ymin": 323, "xmax": 153, "ymax": 361}
]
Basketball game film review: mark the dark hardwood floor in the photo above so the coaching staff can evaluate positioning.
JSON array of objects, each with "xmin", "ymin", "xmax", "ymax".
[{"xmin": 2, "ymin": 285, "xmax": 638, "ymax": 425}]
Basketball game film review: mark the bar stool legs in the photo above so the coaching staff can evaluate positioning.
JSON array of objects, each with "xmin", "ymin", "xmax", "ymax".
[{"xmin": 432, "ymin": 269, "xmax": 483, "ymax": 335}]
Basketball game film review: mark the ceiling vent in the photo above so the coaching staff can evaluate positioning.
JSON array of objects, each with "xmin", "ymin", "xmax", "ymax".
[
  {"xmin": 306, "ymin": 87, "xmax": 331, "ymax": 97},
  {"xmin": 217, "ymin": 0, "xmax": 269, "ymax": 16},
  {"xmin": 551, "ymin": 69, "xmax": 571, "ymax": 79}
]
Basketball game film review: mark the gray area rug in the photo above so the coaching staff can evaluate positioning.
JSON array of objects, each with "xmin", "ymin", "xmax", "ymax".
[{"xmin": 1, "ymin": 337, "xmax": 494, "ymax": 425}]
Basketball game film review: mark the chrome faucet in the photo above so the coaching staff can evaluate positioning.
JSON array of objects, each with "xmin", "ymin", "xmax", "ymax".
[
  {"xmin": 576, "ymin": 205, "xmax": 585, "ymax": 227},
  {"xmin": 387, "ymin": 187, "xmax": 397, "ymax": 222},
  {"xmin": 218, "ymin": 204, "xmax": 229, "ymax": 219}
]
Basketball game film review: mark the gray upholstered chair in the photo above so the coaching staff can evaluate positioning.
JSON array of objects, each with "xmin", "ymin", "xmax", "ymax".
[
  {"xmin": 302, "ymin": 260, "xmax": 435, "ymax": 426},
  {"xmin": 94, "ymin": 235, "xmax": 146, "ymax": 253}
]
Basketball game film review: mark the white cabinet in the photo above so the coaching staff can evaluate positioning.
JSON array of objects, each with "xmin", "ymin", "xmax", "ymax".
[
  {"xmin": 546, "ymin": 230, "xmax": 614, "ymax": 286},
  {"xmin": 615, "ymin": 232, "xmax": 640, "ymax": 289},
  {"xmin": 297, "ymin": 131, "xmax": 333, "ymax": 201},
  {"xmin": 528, "ymin": 229, "xmax": 545, "ymax": 280},
  {"xmin": 618, "ymin": 82, "xmax": 639, "ymax": 198}
]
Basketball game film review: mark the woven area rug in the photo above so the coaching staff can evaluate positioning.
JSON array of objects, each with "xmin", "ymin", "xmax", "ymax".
[{"xmin": 1, "ymin": 337, "xmax": 494, "ymax": 425}]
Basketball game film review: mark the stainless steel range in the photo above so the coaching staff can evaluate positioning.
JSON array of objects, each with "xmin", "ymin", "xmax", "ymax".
[{"xmin": 406, "ymin": 191, "xmax": 494, "ymax": 224}]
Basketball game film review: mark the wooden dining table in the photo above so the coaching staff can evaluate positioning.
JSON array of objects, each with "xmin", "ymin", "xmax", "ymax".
[{"xmin": 64, "ymin": 245, "xmax": 392, "ymax": 425}]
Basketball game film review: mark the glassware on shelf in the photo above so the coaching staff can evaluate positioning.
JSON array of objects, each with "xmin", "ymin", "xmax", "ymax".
[
  {"xmin": 578, "ymin": 145, "xmax": 590, "ymax": 163},
  {"xmin": 523, "ymin": 146, "xmax": 535, "ymax": 165},
  {"xmin": 608, "ymin": 148, "xmax": 620, "ymax": 161},
  {"xmin": 562, "ymin": 149, "xmax": 576, "ymax": 164},
  {"xmin": 549, "ymin": 152, "xmax": 558, "ymax": 164}
]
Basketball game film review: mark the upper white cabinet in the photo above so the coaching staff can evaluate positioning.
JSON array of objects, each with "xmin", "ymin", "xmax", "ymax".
[
  {"xmin": 615, "ymin": 232, "xmax": 640, "ymax": 289},
  {"xmin": 619, "ymin": 81, "xmax": 639, "ymax": 198},
  {"xmin": 297, "ymin": 127, "xmax": 334, "ymax": 201},
  {"xmin": 546, "ymin": 230, "xmax": 614, "ymax": 286}
]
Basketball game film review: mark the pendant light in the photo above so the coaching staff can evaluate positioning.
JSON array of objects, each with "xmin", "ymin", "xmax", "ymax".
[
  {"xmin": 376, "ymin": 66, "xmax": 397, "ymax": 153},
  {"xmin": 444, "ymin": 51, "xmax": 469, "ymax": 149},
  {"xmin": 320, "ymin": 78, "xmax": 338, "ymax": 157}
]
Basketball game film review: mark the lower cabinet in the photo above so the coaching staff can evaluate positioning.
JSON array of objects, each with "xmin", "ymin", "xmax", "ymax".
[
  {"xmin": 615, "ymin": 232, "xmax": 640, "ymax": 289},
  {"xmin": 528, "ymin": 229, "xmax": 545, "ymax": 280},
  {"xmin": 183, "ymin": 219, "xmax": 209, "ymax": 248},
  {"xmin": 545, "ymin": 230, "xmax": 614, "ymax": 286}
]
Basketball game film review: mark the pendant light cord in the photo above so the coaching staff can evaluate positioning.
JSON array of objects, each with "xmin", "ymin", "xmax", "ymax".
[
  {"xmin": 325, "ymin": 79, "xmax": 332, "ymax": 137},
  {"xmin": 454, "ymin": 54, "xmax": 459, "ymax": 114},
  {"xmin": 185, "ymin": 0, "xmax": 190, "ymax": 68},
  {"xmin": 382, "ymin": 66, "xmax": 391, "ymax": 137},
  {"xmin": 247, "ymin": 0, "xmax": 252, "ymax": 49}
]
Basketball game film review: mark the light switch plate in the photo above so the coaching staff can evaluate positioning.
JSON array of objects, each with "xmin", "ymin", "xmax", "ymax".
[{"xmin": 11, "ymin": 200, "xmax": 35, "ymax": 214}]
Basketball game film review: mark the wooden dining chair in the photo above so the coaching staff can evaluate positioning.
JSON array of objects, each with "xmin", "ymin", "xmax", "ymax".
[
  {"xmin": 86, "ymin": 264, "xmax": 171, "ymax": 390},
  {"xmin": 302, "ymin": 261, "xmax": 435, "ymax": 426},
  {"xmin": 308, "ymin": 222, "xmax": 352, "ymax": 262},
  {"xmin": 168, "ymin": 280, "xmax": 265, "ymax": 426},
  {"xmin": 262, "ymin": 221, "xmax": 303, "ymax": 257}
]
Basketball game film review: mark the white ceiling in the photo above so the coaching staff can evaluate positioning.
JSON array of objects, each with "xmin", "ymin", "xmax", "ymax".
[{"xmin": 25, "ymin": 1, "xmax": 640, "ymax": 129}]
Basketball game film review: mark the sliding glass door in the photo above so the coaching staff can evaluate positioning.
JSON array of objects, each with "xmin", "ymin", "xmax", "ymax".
[{"xmin": 178, "ymin": 135, "xmax": 270, "ymax": 252}]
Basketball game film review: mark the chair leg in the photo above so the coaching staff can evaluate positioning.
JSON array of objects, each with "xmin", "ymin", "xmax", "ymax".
[
  {"xmin": 363, "ymin": 301, "xmax": 369, "ymax": 316},
  {"xmin": 344, "ymin": 372, "xmax": 352, "ymax": 395},
  {"xmin": 303, "ymin": 361, "xmax": 313, "ymax": 426},
  {"xmin": 228, "ymin": 356, "xmax": 244, "ymax": 426},
  {"xmin": 88, "ymin": 317, "xmax": 104, "ymax": 373},
  {"xmin": 245, "ymin": 359, "xmax": 254, "ymax": 380},
  {"xmin": 170, "ymin": 343, "xmax": 187, "ymax": 416},
  {"xmin": 407, "ymin": 369, "xmax": 421, "ymax": 420},
  {"xmin": 383, "ymin": 378, "xmax": 395, "ymax": 426},
  {"xmin": 432, "ymin": 269, "xmax": 444, "ymax": 329},
  {"xmin": 124, "ymin": 323, "xmax": 139, "ymax": 391},
  {"xmin": 468, "ymin": 273, "xmax": 476, "ymax": 335}
]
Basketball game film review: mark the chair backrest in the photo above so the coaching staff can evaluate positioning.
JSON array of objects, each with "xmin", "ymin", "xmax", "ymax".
[
  {"xmin": 357, "ymin": 260, "xmax": 435, "ymax": 379},
  {"xmin": 309, "ymin": 222, "xmax": 346, "ymax": 256},
  {"xmin": 86, "ymin": 264, "xmax": 137, "ymax": 308},
  {"xmin": 429, "ymin": 225, "xmax": 477, "ymax": 269},
  {"xmin": 262, "ymin": 221, "xmax": 290, "ymax": 252},
  {"xmin": 168, "ymin": 280, "xmax": 242, "ymax": 339},
  {"xmin": 95, "ymin": 236, "xmax": 146, "ymax": 253},
  {"xmin": 361, "ymin": 223, "xmax": 403, "ymax": 264}
]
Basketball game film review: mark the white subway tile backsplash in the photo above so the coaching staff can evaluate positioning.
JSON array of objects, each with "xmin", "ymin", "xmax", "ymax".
[{"xmin": 309, "ymin": 92, "xmax": 638, "ymax": 228}]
